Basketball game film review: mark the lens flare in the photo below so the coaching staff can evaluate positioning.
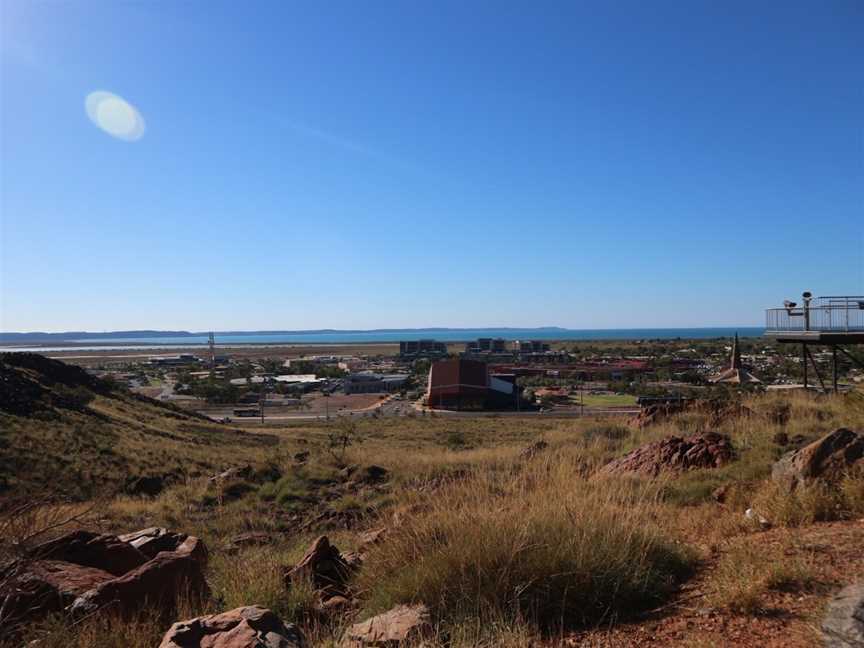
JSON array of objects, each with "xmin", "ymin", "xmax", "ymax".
[{"xmin": 85, "ymin": 91, "xmax": 145, "ymax": 141}]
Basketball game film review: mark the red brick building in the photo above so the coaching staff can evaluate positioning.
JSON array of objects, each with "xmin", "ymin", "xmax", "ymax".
[{"xmin": 426, "ymin": 358, "xmax": 516, "ymax": 410}]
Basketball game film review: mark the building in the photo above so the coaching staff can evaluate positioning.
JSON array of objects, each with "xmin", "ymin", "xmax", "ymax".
[
  {"xmin": 338, "ymin": 357, "xmax": 367, "ymax": 372},
  {"xmin": 399, "ymin": 339, "xmax": 447, "ymax": 357},
  {"xmin": 148, "ymin": 354, "xmax": 200, "ymax": 366},
  {"xmin": 465, "ymin": 337, "xmax": 507, "ymax": 353},
  {"xmin": 426, "ymin": 358, "xmax": 516, "ymax": 410},
  {"xmin": 515, "ymin": 340, "xmax": 551, "ymax": 353},
  {"xmin": 710, "ymin": 334, "xmax": 761, "ymax": 384},
  {"xmin": 343, "ymin": 372, "xmax": 410, "ymax": 394}
]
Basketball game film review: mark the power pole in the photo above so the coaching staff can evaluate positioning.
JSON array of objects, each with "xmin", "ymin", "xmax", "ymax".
[{"xmin": 208, "ymin": 332, "xmax": 216, "ymax": 370}]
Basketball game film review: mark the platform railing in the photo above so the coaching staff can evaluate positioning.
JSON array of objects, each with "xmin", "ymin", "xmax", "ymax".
[{"xmin": 766, "ymin": 296, "xmax": 864, "ymax": 332}]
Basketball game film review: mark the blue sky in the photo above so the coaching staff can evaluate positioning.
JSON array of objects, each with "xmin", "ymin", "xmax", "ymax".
[{"xmin": 1, "ymin": 1, "xmax": 862, "ymax": 332}]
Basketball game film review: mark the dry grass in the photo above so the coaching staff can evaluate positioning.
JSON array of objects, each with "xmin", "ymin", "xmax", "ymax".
[
  {"xmin": 708, "ymin": 542, "xmax": 822, "ymax": 615},
  {"xmin": 3, "ymin": 387, "xmax": 864, "ymax": 646},
  {"xmin": 357, "ymin": 456, "xmax": 693, "ymax": 631}
]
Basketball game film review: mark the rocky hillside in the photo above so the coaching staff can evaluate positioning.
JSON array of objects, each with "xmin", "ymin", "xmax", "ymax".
[{"xmin": 0, "ymin": 354, "xmax": 280, "ymax": 501}]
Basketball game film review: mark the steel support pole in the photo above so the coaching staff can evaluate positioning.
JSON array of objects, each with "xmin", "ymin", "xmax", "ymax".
[
  {"xmin": 832, "ymin": 346, "xmax": 839, "ymax": 393},
  {"xmin": 802, "ymin": 343, "xmax": 808, "ymax": 389},
  {"xmin": 805, "ymin": 346, "xmax": 827, "ymax": 393}
]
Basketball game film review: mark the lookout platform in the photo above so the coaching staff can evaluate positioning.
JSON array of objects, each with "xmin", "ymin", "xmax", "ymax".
[{"xmin": 764, "ymin": 294, "xmax": 864, "ymax": 391}]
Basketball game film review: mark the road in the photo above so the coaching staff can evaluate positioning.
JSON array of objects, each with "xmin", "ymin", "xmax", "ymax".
[{"xmin": 199, "ymin": 396, "xmax": 638, "ymax": 423}]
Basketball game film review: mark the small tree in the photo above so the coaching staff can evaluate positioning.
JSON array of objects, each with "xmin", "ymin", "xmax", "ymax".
[{"xmin": 327, "ymin": 417, "xmax": 359, "ymax": 465}]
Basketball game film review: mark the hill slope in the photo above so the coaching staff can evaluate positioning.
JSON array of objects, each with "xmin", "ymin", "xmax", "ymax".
[{"xmin": 0, "ymin": 353, "xmax": 279, "ymax": 500}]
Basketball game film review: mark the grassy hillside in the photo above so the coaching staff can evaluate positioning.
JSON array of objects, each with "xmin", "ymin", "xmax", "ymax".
[
  {"xmin": 3, "ymin": 355, "xmax": 864, "ymax": 647},
  {"xmin": 0, "ymin": 353, "xmax": 280, "ymax": 500}
]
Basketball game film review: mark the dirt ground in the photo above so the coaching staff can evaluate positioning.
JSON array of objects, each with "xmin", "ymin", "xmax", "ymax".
[{"xmin": 566, "ymin": 519, "xmax": 864, "ymax": 647}]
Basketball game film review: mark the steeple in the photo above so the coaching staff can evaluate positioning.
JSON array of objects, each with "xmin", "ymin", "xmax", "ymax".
[
  {"xmin": 731, "ymin": 333, "xmax": 741, "ymax": 369},
  {"xmin": 710, "ymin": 332, "xmax": 760, "ymax": 384}
]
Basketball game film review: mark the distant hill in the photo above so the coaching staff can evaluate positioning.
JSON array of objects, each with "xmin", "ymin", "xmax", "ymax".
[
  {"xmin": 0, "ymin": 353, "xmax": 280, "ymax": 500},
  {"xmin": 0, "ymin": 327, "xmax": 570, "ymax": 343}
]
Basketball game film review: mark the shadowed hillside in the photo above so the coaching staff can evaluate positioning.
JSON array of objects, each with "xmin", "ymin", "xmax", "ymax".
[{"xmin": 0, "ymin": 353, "xmax": 280, "ymax": 501}]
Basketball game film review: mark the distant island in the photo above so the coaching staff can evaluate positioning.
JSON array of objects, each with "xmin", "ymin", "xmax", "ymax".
[
  {"xmin": 0, "ymin": 326, "xmax": 764, "ymax": 346},
  {"xmin": 1, "ymin": 327, "xmax": 570, "ymax": 343}
]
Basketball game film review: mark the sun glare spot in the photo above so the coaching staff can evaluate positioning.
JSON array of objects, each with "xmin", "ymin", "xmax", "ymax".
[{"xmin": 85, "ymin": 91, "xmax": 145, "ymax": 141}]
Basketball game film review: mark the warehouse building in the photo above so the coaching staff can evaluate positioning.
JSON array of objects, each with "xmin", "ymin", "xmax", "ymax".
[{"xmin": 343, "ymin": 371, "xmax": 410, "ymax": 394}]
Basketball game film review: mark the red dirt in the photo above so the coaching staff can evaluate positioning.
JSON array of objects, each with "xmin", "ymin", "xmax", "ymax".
[{"xmin": 563, "ymin": 519, "xmax": 864, "ymax": 647}]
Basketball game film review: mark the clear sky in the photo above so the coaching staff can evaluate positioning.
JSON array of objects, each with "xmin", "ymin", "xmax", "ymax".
[{"xmin": 1, "ymin": 1, "xmax": 862, "ymax": 332}]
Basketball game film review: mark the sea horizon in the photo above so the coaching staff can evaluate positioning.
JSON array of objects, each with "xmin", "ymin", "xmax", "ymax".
[{"xmin": 0, "ymin": 326, "xmax": 766, "ymax": 353}]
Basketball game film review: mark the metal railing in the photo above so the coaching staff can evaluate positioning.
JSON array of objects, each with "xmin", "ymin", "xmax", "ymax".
[{"xmin": 766, "ymin": 296, "xmax": 864, "ymax": 332}]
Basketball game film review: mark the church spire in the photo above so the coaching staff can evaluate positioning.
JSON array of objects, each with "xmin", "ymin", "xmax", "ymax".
[{"xmin": 731, "ymin": 332, "xmax": 741, "ymax": 369}]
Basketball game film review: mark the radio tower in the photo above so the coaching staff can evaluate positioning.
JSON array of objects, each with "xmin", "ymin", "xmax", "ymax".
[{"xmin": 208, "ymin": 332, "xmax": 216, "ymax": 370}]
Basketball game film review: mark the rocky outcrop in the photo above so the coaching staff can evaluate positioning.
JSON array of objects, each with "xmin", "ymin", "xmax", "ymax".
[
  {"xmin": 772, "ymin": 428, "xmax": 864, "ymax": 491},
  {"xmin": 70, "ymin": 549, "xmax": 209, "ymax": 617},
  {"xmin": 597, "ymin": 432, "xmax": 735, "ymax": 477},
  {"xmin": 284, "ymin": 536, "xmax": 350, "ymax": 599},
  {"xmin": 159, "ymin": 605, "xmax": 306, "ymax": 648},
  {"xmin": 342, "ymin": 604, "xmax": 432, "ymax": 647},
  {"xmin": 630, "ymin": 404, "xmax": 683, "ymax": 429},
  {"xmin": 31, "ymin": 530, "xmax": 149, "ymax": 576},
  {"xmin": 118, "ymin": 527, "xmax": 208, "ymax": 566},
  {"xmin": 0, "ymin": 559, "xmax": 114, "ymax": 629},
  {"xmin": 1, "ymin": 527, "xmax": 209, "ymax": 629},
  {"xmin": 822, "ymin": 583, "xmax": 864, "ymax": 647}
]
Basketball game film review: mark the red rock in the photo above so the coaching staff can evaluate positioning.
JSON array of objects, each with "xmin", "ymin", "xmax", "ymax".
[
  {"xmin": 118, "ymin": 527, "xmax": 208, "ymax": 567},
  {"xmin": 284, "ymin": 536, "xmax": 350, "ymax": 597},
  {"xmin": 159, "ymin": 605, "xmax": 306, "ymax": 648},
  {"xmin": 70, "ymin": 550, "xmax": 209, "ymax": 617},
  {"xmin": 772, "ymin": 428, "xmax": 864, "ymax": 491},
  {"xmin": 342, "ymin": 604, "xmax": 431, "ymax": 647},
  {"xmin": 597, "ymin": 432, "xmax": 735, "ymax": 477},
  {"xmin": 30, "ymin": 530, "xmax": 148, "ymax": 576},
  {"xmin": 0, "ymin": 560, "xmax": 115, "ymax": 628}
]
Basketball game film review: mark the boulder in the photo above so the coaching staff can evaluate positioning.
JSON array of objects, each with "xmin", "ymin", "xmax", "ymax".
[
  {"xmin": 822, "ymin": 582, "xmax": 864, "ymax": 647},
  {"xmin": 70, "ymin": 549, "xmax": 210, "ymax": 617},
  {"xmin": 772, "ymin": 428, "xmax": 864, "ymax": 491},
  {"xmin": 284, "ymin": 536, "xmax": 350, "ymax": 598},
  {"xmin": 28, "ymin": 559, "xmax": 115, "ymax": 596},
  {"xmin": 159, "ymin": 605, "xmax": 306, "ymax": 648},
  {"xmin": 30, "ymin": 530, "xmax": 148, "ymax": 576},
  {"xmin": 597, "ymin": 432, "xmax": 735, "ymax": 477},
  {"xmin": 118, "ymin": 527, "xmax": 208, "ymax": 567},
  {"xmin": 342, "ymin": 604, "xmax": 431, "ymax": 647},
  {"xmin": 0, "ymin": 560, "xmax": 114, "ymax": 627}
]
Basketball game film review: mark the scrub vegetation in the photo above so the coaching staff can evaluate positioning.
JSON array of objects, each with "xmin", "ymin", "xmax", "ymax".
[{"xmin": 2, "ymin": 354, "xmax": 864, "ymax": 647}]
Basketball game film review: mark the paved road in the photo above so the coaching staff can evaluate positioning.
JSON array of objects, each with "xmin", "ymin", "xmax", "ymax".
[{"xmin": 201, "ymin": 401, "xmax": 638, "ymax": 423}]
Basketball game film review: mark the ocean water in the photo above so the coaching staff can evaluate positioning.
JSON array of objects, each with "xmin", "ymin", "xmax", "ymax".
[{"xmin": 0, "ymin": 327, "xmax": 766, "ymax": 352}]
